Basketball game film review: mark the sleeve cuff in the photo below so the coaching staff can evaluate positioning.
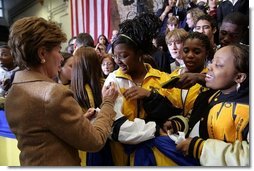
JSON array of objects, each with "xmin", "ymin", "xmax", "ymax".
[
  {"xmin": 170, "ymin": 117, "xmax": 186, "ymax": 133},
  {"xmin": 188, "ymin": 137, "xmax": 205, "ymax": 160}
]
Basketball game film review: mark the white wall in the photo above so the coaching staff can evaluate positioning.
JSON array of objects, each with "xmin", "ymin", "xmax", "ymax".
[{"xmin": 14, "ymin": 0, "xmax": 72, "ymax": 51}]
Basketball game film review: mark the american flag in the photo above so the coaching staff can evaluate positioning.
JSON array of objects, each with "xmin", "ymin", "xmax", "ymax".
[{"xmin": 70, "ymin": 0, "xmax": 111, "ymax": 42}]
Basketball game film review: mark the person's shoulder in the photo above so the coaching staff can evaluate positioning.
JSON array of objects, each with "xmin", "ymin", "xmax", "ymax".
[
  {"xmin": 47, "ymin": 82, "xmax": 70, "ymax": 91},
  {"xmin": 147, "ymin": 64, "xmax": 171, "ymax": 78},
  {"xmin": 43, "ymin": 82, "xmax": 73, "ymax": 100}
]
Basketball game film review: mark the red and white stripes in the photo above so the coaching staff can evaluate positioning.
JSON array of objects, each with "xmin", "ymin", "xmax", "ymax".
[{"xmin": 70, "ymin": 0, "xmax": 111, "ymax": 42}]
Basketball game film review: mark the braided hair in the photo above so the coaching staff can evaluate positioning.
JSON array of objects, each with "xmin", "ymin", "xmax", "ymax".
[
  {"xmin": 184, "ymin": 32, "xmax": 214, "ymax": 62},
  {"xmin": 112, "ymin": 13, "xmax": 162, "ymax": 55}
]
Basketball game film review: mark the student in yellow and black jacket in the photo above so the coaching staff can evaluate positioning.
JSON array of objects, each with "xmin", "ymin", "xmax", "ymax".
[
  {"xmin": 132, "ymin": 31, "xmax": 214, "ymax": 166},
  {"xmin": 164, "ymin": 44, "xmax": 249, "ymax": 166}
]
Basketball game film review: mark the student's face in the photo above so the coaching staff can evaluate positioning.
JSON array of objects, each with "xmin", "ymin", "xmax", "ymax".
[
  {"xmin": 101, "ymin": 57, "xmax": 114, "ymax": 76},
  {"xmin": 60, "ymin": 56, "xmax": 73, "ymax": 82},
  {"xmin": 113, "ymin": 43, "xmax": 138, "ymax": 75},
  {"xmin": 186, "ymin": 13, "xmax": 194, "ymax": 28},
  {"xmin": 205, "ymin": 46, "xmax": 238, "ymax": 93},
  {"xmin": 195, "ymin": 20, "xmax": 215, "ymax": 40},
  {"xmin": 167, "ymin": 23, "xmax": 178, "ymax": 31},
  {"xmin": 168, "ymin": 0, "xmax": 176, "ymax": 7},
  {"xmin": 219, "ymin": 22, "xmax": 242, "ymax": 47},
  {"xmin": 167, "ymin": 38, "xmax": 183, "ymax": 60},
  {"xmin": 0, "ymin": 48, "xmax": 14, "ymax": 70},
  {"xmin": 182, "ymin": 38, "xmax": 207, "ymax": 73},
  {"xmin": 99, "ymin": 36, "xmax": 107, "ymax": 45}
]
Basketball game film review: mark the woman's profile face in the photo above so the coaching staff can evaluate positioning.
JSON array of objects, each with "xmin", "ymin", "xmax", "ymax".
[
  {"xmin": 186, "ymin": 13, "xmax": 194, "ymax": 29},
  {"xmin": 205, "ymin": 46, "xmax": 238, "ymax": 93},
  {"xmin": 44, "ymin": 45, "xmax": 64, "ymax": 79},
  {"xmin": 60, "ymin": 56, "xmax": 73, "ymax": 83}
]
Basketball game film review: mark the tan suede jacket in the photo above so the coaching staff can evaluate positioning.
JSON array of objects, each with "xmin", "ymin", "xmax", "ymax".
[{"xmin": 5, "ymin": 70, "xmax": 116, "ymax": 166}]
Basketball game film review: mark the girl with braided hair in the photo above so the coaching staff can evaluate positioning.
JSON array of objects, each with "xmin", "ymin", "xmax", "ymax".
[{"xmin": 87, "ymin": 13, "xmax": 183, "ymax": 166}]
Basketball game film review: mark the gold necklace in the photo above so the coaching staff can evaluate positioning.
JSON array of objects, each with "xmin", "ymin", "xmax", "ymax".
[{"xmin": 133, "ymin": 64, "xmax": 148, "ymax": 87}]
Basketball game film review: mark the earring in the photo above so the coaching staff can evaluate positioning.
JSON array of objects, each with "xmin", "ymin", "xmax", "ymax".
[
  {"xmin": 236, "ymin": 83, "xmax": 241, "ymax": 92},
  {"xmin": 41, "ymin": 59, "xmax": 46, "ymax": 64}
]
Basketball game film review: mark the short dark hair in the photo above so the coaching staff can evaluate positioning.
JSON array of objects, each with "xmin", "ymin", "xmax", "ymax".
[
  {"xmin": 196, "ymin": 14, "xmax": 217, "ymax": 29},
  {"xmin": 222, "ymin": 12, "xmax": 248, "ymax": 31},
  {"xmin": 75, "ymin": 33, "xmax": 95, "ymax": 48}
]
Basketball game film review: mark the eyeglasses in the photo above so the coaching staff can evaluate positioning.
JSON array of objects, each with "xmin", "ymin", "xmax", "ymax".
[
  {"xmin": 102, "ymin": 62, "xmax": 113, "ymax": 66},
  {"xmin": 112, "ymin": 54, "xmax": 127, "ymax": 61}
]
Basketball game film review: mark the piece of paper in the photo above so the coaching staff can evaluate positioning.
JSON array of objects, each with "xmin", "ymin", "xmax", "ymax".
[{"xmin": 168, "ymin": 131, "xmax": 186, "ymax": 144}]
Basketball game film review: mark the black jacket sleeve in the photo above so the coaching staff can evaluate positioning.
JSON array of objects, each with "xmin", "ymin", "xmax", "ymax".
[{"xmin": 143, "ymin": 90, "xmax": 183, "ymax": 127}]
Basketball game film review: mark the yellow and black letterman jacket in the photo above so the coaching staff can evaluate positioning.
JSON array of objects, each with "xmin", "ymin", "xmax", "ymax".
[
  {"xmin": 182, "ymin": 84, "xmax": 249, "ymax": 166},
  {"xmin": 103, "ymin": 63, "xmax": 183, "ymax": 165},
  {"xmin": 166, "ymin": 67, "xmax": 208, "ymax": 117},
  {"xmin": 104, "ymin": 63, "xmax": 182, "ymax": 143}
]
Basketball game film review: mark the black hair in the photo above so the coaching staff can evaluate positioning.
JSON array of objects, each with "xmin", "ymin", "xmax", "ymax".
[
  {"xmin": 60, "ymin": 52, "xmax": 72, "ymax": 67},
  {"xmin": 184, "ymin": 32, "xmax": 214, "ymax": 61},
  {"xmin": 112, "ymin": 13, "xmax": 162, "ymax": 55},
  {"xmin": 76, "ymin": 33, "xmax": 95, "ymax": 48},
  {"xmin": 222, "ymin": 12, "xmax": 248, "ymax": 30},
  {"xmin": 68, "ymin": 36, "xmax": 77, "ymax": 45},
  {"xmin": 230, "ymin": 44, "xmax": 249, "ymax": 76},
  {"xmin": 228, "ymin": 44, "xmax": 249, "ymax": 91},
  {"xmin": 154, "ymin": 35, "xmax": 168, "ymax": 52},
  {"xmin": 196, "ymin": 14, "xmax": 217, "ymax": 29},
  {"xmin": 97, "ymin": 34, "xmax": 110, "ymax": 46}
]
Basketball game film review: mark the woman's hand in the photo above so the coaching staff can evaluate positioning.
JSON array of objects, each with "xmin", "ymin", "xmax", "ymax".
[
  {"xmin": 163, "ymin": 120, "xmax": 174, "ymax": 135},
  {"xmin": 84, "ymin": 108, "xmax": 96, "ymax": 120},
  {"xmin": 123, "ymin": 86, "xmax": 151, "ymax": 101},
  {"xmin": 175, "ymin": 73, "xmax": 206, "ymax": 89},
  {"xmin": 102, "ymin": 82, "xmax": 119, "ymax": 102},
  {"xmin": 176, "ymin": 137, "xmax": 193, "ymax": 156}
]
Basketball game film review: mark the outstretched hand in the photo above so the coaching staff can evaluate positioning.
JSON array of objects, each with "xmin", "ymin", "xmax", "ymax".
[
  {"xmin": 176, "ymin": 137, "xmax": 193, "ymax": 156},
  {"xmin": 175, "ymin": 73, "xmax": 206, "ymax": 89},
  {"xmin": 123, "ymin": 86, "xmax": 151, "ymax": 101},
  {"xmin": 102, "ymin": 82, "xmax": 119, "ymax": 102}
]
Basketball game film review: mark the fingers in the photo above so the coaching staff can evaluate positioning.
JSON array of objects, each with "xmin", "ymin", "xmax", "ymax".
[
  {"xmin": 102, "ymin": 82, "xmax": 119, "ymax": 101},
  {"xmin": 85, "ymin": 108, "xmax": 96, "ymax": 120},
  {"xmin": 103, "ymin": 82, "xmax": 114, "ymax": 91},
  {"xmin": 124, "ymin": 91, "xmax": 135, "ymax": 100},
  {"xmin": 123, "ymin": 87, "xmax": 135, "ymax": 100},
  {"xmin": 87, "ymin": 107, "xmax": 95, "ymax": 113},
  {"xmin": 123, "ymin": 86, "xmax": 147, "ymax": 100}
]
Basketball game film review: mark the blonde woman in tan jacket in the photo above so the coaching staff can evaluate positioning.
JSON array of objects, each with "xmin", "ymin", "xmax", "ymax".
[{"xmin": 5, "ymin": 16, "xmax": 118, "ymax": 166}]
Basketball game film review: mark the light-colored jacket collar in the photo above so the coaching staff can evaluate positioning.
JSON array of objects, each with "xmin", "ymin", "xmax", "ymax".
[
  {"xmin": 13, "ymin": 70, "xmax": 54, "ymax": 84},
  {"xmin": 114, "ymin": 63, "xmax": 162, "ymax": 80}
]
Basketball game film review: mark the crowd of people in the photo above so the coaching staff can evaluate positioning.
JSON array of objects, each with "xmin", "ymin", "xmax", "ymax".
[{"xmin": 0, "ymin": 0, "xmax": 249, "ymax": 166}]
